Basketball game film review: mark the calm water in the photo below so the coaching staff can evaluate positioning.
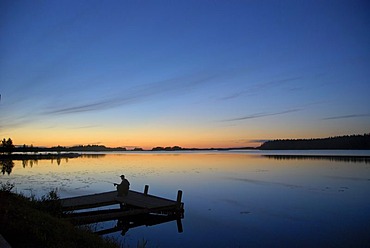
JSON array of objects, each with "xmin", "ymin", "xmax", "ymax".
[{"xmin": 1, "ymin": 151, "xmax": 370, "ymax": 247}]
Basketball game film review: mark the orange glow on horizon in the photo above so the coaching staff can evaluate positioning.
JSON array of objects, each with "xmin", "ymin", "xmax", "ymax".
[
  {"xmin": 4, "ymin": 123, "xmax": 340, "ymax": 150},
  {"xmin": 4, "ymin": 126, "xmax": 260, "ymax": 150}
]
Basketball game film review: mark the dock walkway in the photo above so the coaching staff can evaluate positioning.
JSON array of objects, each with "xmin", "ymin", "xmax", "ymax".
[{"xmin": 60, "ymin": 185, "xmax": 184, "ymax": 224}]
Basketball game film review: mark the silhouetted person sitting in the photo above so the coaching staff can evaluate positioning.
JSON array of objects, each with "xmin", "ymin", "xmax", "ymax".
[{"xmin": 114, "ymin": 175, "xmax": 130, "ymax": 197}]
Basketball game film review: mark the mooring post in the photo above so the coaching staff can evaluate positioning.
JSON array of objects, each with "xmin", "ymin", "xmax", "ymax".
[
  {"xmin": 176, "ymin": 218, "xmax": 183, "ymax": 233},
  {"xmin": 144, "ymin": 185, "xmax": 149, "ymax": 196},
  {"xmin": 176, "ymin": 190, "xmax": 182, "ymax": 204}
]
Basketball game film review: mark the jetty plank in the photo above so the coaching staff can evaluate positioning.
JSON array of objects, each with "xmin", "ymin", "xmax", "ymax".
[
  {"xmin": 60, "ymin": 190, "xmax": 183, "ymax": 212},
  {"xmin": 61, "ymin": 191, "xmax": 117, "ymax": 211},
  {"xmin": 61, "ymin": 187, "xmax": 184, "ymax": 228},
  {"xmin": 67, "ymin": 209, "xmax": 150, "ymax": 225},
  {"xmin": 116, "ymin": 191, "xmax": 179, "ymax": 209}
]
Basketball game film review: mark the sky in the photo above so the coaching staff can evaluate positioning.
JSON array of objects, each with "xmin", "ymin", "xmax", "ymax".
[{"xmin": 1, "ymin": 0, "xmax": 370, "ymax": 149}]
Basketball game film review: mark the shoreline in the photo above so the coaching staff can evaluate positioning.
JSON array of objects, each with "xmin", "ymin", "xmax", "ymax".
[
  {"xmin": 1, "ymin": 149, "xmax": 370, "ymax": 160},
  {"xmin": 0, "ymin": 153, "xmax": 81, "ymax": 160}
]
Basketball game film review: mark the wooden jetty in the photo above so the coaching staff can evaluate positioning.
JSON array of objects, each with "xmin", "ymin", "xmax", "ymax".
[{"xmin": 60, "ymin": 185, "xmax": 184, "ymax": 226}]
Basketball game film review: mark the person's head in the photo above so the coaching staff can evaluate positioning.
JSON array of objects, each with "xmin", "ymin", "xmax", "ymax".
[{"xmin": 120, "ymin": 175, "xmax": 125, "ymax": 180}]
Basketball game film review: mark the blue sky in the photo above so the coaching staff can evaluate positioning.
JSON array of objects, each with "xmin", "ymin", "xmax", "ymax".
[{"xmin": 1, "ymin": 0, "xmax": 369, "ymax": 148}]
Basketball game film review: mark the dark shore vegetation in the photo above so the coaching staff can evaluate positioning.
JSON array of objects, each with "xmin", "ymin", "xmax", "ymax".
[
  {"xmin": 150, "ymin": 146, "xmax": 254, "ymax": 151},
  {"xmin": 1, "ymin": 133, "xmax": 369, "ymax": 155},
  {"xmin": 0, "ymin": 183, "xmax": 120, "ymax": 248},
  {"xmin": 259, "ymin": 133, "xmax": 370, "ymax": 150}
]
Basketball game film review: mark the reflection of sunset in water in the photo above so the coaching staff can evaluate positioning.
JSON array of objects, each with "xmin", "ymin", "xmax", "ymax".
[
  {"xmin": 2, "ymin": 152, "xmax": 370, "ymax": 198},
  {"xmin": 1, "ymin": 151, "xmax": 370, "ymax": 247},
  {"xmin": 4, "ymin": 152, "xmax": 272, "ymax": 197}
]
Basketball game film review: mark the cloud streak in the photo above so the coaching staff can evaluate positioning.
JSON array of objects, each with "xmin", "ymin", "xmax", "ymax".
[
  {"xmin": 43, "ymin": 73, "xmax": 216, "ymax": 115},
  {"xmin": 219, "ymin": 76, "xmax": 302, "ymax": 101},
  {"xmin": 322, "ymin": 114, "xmax": 370, "ymax": 120},
  {"xmin": 249, "ymin": 139, "xmax": 271, "ymax": 143},
  {"xmin": 222, "ymin": 108, "xmax": 302, "ymax": 122}
]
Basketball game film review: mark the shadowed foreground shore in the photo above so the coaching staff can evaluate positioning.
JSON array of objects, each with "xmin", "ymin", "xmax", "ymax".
[{"xmin": 0, "ymin": 189, "xmax": 120, "ymax": 248}]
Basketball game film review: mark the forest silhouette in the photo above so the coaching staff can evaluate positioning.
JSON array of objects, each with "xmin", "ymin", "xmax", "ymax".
[
  {"xmin": 1, "ymin": 134, "xmax": 370, "ymax": 154},
  {"xmin": 259, "ymin": 133, "xmax": 370, "ymax": 150}
]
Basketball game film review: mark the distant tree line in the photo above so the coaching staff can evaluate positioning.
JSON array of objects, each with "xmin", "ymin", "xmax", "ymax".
[
  {"xmin": 51, "ymin": 145, "xmax": 127, "ymax": 152},
  {"xmin": 259, "ymin": 133, "xmax": 370, "ymax": 150},
  {"xmin": 151, "ymin": 146, "xmax": 254, "ymax": 151},
  {"xmin": 152, "ymin": 146, "xmax": 183, "ymax": 151},
  {"xmin": 1, "ymin": 143, "xmax": 128, "ymax": 153}
]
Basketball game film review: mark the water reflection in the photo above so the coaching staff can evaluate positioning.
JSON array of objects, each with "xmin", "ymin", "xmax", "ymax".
[
  {"xmin": 264, "ymin": 155, "xmax": 370, "ymax": 163},
  {"xmin": 1, "ymin": 152, "xmax": 369, "ymax": 247},
  {"xmin": 22, "ymin": 159, "xmax": 38, "ymax": 168},
  {"xmin": 92, "ymin": 213, "xmax": 183, "ymax": 236},
  {"xmin": 1, "ymin": 157, "xmax": 72, "ymax": 175},
  {"xmin": 81, "ymin": 154, "xmax": 106, "ymax": 159},
  {"xmin": 0, "ymin": 160, "xmax": 14, "ymax": 175}
]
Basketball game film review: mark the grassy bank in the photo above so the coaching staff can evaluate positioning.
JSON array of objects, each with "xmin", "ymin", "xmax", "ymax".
[{"xmin": 0, "ymin": 185, "xmax": 120, "ymax": 248}]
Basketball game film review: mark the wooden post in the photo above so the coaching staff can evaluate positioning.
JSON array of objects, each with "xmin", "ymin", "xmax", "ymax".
[
  {"xmin": 176, "ymin": 218, "xmax": 183, "ymax": 233},
  {"xmin": 144, "ymin": 185, "xmax": 149, "ymax": 196},
  {"xmin": 176, "ymin": 190, "xmax": 182, "ymax": 203}
]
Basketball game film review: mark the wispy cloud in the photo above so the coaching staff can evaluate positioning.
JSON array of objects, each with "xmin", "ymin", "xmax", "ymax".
[
  {"xmin": 219, "ymin": 76, "xmax": 302, "ymax": 101},
  {"xmin": 232, "ymin": 138, "xmax": 270, "ymax": 145},
  {"xmin": 222, "ymin": 108, "xmax": 301, "ymax": 122},
  {"xmin": 249, "ymin": 139, "xmax": 271, "ymax": 143},
  {"xmin": 322, "ymin": 114, "xmax": 370, "ymax": 120},
  {"xmin": 0, "ymin": 113, "xmax": 39, "ymax": 131},
  {"xmin": 43, "ymin": 73, "xmax": 216, "ymax": 115},
  {"xmin": 67, "ymin": 125, "xmax": 100, "ymax": 129},
  {"xmin": 1, "ymin": 71, "xmax": 218, "ymax": 132}
]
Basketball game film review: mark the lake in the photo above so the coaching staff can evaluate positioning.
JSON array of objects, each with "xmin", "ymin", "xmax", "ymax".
[{"xmin": 1, "ymin": 150, "xmax": 370, "ymax": 247}]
